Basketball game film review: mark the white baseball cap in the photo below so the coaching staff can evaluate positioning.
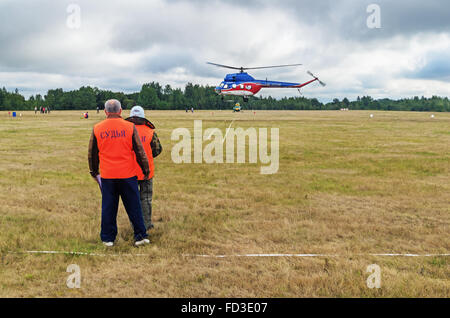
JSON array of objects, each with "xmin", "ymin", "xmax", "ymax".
[{"xmin": 130, "ymin": 106, "xmax": 145, "ymax": 118}]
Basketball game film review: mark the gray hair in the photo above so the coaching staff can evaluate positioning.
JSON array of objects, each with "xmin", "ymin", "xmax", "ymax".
[{"xmin": 104, "ymin": 99, "xmax": 122, "ymax": 114}]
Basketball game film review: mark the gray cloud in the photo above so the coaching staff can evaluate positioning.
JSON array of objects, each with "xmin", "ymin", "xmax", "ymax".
[{"xmin": 405, "ymin": 50, "xmax": 450, "ymax": 80}]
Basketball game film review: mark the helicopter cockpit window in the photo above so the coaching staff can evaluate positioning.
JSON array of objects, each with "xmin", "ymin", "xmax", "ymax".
[
  {"xmin": 220, "ymin": 83, "xmax": 225, "ymax": 88},
  {"xmin": 224, "ymin": 84, "xmax": 228, "ymax": 89}
]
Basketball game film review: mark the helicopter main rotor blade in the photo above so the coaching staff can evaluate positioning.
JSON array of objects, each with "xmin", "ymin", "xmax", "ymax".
[
  {"xmin": 206, "ymin": 62, "xmax": 243, "ymax": 70},
  {"xmin": 207, "ymin": 62, "xmax": 302, "ymax": 72},
  {"xmin": 245, "ymin": 64, "xmax": 302, "ymax": 70}
]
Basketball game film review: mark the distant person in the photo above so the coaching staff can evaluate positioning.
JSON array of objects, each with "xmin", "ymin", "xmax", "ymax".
[
  {"xmin": 47, "ymin": 106, "xmax": 51, "ymax": 114},
  {"xmin": 88, "ymin": 99, "xmax": 151, "ymax": 247},
  {"xmin": 126, "ymin": 106, "xmax": 163, "ymax": 231},
  {"xmin": 97, "ymin": 106, "xmax": 100, "ymax": 114},
  {"xmin": 34, "ymin": 106, "xmax": 37, "ymax": 114},
  {"xmin": 191, "ymin": 107, "xmax": 194, "ymax": 113}
]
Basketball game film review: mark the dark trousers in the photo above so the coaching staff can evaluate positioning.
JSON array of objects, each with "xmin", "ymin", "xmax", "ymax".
[{"xmin": 101, "ymin": 177, "xmax": 148, "ymax": 242}]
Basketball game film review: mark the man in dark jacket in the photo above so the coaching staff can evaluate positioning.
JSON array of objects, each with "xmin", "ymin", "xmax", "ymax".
[
  {"xmin": 126, "ymin": 106, "xmax": 162, "ymax": 231},
  {"xmin": 88, "ymin": 100, "xmax": 151, "ymax": 247}
]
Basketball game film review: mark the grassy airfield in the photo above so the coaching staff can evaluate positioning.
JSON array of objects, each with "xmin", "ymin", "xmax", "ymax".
[{"xmin": 0, "ymin": 109, "xmax": 448, "ymax": 297}]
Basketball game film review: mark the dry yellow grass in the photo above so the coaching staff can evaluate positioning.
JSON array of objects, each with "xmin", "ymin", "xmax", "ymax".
[{"xmin": 0, "ymin": 110, "xmax": 448, "ymax": 297}]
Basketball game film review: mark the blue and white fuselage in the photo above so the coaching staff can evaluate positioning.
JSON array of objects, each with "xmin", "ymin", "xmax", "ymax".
[{"xmin": 214, "ymin": 72, "xmax": 319, "ymax": 97}]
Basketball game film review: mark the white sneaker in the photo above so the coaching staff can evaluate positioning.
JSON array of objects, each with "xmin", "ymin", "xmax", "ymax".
[
  {"xmin": 135, "ymin": 239, "xmax": 150, "ymax": 247},
  {"xmin": 103, "ymin": 242, "xmax": 114, "ymax": 247}
]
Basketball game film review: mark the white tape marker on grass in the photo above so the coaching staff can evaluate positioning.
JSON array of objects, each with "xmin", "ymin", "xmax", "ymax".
[
  {"xmin": 10, "ymin": 251, "xmax": 450, "ymax": 258},
  {"xmin": 186, "ymin": 253, "xmax": 450, "ymax": 258},
  {"xmin": 20, "ymin": 251, "xmax": 149, "ymax": 257},
  {"xmin": 205, "ymin": 120, "xmax": 235, "ymax": 142}
]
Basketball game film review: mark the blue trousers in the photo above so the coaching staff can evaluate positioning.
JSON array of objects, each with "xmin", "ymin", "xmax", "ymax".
[{"xmin": 100, "ymin": 177, "xmax": 148, "ymax": 242}]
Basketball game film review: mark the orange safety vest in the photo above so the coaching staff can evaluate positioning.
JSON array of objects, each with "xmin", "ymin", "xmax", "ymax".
[
  {"xmin": 94, "ymin": 118, "xmax": 137, "ymax": 179},
  {"xmin": 134, "ymin": 124, "xmax": 155, "ymax": 180}
]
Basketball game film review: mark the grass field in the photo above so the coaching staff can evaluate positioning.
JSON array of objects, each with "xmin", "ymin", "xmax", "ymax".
[{"xmin": 0, "ymin": 109, "xmax": 448, "ymax": 297}]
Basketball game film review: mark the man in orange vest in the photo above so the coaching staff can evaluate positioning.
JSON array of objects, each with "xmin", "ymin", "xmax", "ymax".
[
  {"xmin": 88, "ymin": 99, "xmax": 150, "ymax": 247},
  {"xmin": 126, "ymin": 106, "xmax": 163, "ymax": 231}
]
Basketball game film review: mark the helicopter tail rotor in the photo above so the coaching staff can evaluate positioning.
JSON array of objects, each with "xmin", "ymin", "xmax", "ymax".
[{"xmin": 307, "ymin": 71, "xmax": 326, "ymax": 87}]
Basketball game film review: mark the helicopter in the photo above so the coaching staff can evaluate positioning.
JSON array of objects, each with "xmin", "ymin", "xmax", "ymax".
[{"xmin": 208, "ymin": 62, "xmax": 325, "ymax": 102}]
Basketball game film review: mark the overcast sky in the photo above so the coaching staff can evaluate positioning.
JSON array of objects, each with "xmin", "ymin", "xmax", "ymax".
[{"xmin": 1, "ymin": 0, "xmax": 450, "ymax": 102}]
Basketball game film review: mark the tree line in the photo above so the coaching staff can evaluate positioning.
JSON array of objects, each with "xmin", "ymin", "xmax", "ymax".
[{"xmin": 1, "ymin": 83, "xmax": 450, "ymax": 112}]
